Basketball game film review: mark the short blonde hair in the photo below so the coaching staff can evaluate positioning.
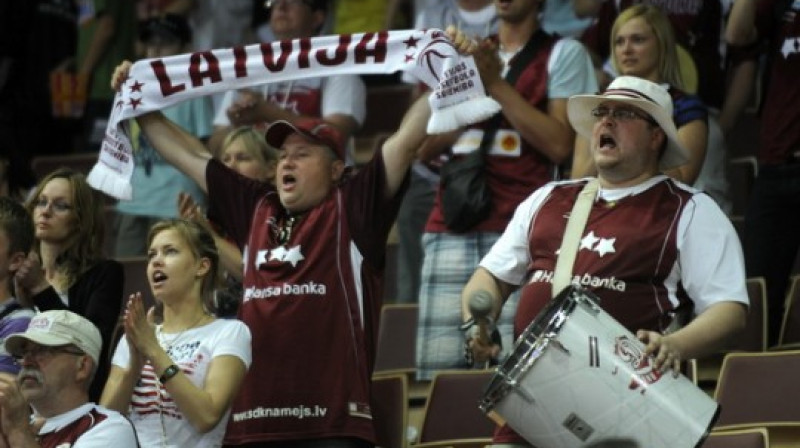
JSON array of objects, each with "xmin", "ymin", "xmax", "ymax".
[{"xmin": 221, "ymin": 126, "xmax": 278, "ymax": 167}]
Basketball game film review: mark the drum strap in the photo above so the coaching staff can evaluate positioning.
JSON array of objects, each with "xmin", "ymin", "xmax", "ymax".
[{"xmin": 552, "ymin": 179, "xmax": 599, "ymax": 296}]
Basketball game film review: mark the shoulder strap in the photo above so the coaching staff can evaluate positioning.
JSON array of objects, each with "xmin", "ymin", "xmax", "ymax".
[
  {"xmin": 552, "ymin": 179, "xmax": 599, "ymax": 296},
  {"xmin": 478, "ymin": 29, "xmax": 552, "ymax": 154}
]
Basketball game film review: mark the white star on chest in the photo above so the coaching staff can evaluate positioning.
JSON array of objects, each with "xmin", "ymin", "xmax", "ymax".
[
  {"xmin": 269, "ymin": 246, "xmax": 288, "ymax": 261},
  {"xmin": 580, "ymin": 231, "xmax": 600, "ymax": 250},
  {"xmin": 284, "ymin": 245, "xmax": 305, "ymax": 267},
  {"xmin": 595, "ymin": 238, "xmax": 616, "ymax": 257}
]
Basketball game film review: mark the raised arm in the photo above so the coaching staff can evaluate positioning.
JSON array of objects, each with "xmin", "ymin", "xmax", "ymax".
[
  {"xmin": 726, "ymin": 0, "xmax": 759, "ymax": 46},
  {"xmin": 111, "ymin": 61, "xmax": 213, "ymax": 192}
]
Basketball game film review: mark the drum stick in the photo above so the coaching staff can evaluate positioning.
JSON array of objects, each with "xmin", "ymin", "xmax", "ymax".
[{"xmin": 469, "ymin": 290, "xmax": 494, "ymax": 347}]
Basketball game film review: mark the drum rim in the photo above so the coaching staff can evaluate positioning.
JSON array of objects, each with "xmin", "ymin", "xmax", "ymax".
[{"xmin": 479, "ymin": 286, "xmax": 594, "ymax": 413}]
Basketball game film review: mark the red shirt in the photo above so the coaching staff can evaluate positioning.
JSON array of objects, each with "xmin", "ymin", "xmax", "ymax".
[{"xmin": 206, "ymin": 153, "xmax": 404, "ymax": 444}]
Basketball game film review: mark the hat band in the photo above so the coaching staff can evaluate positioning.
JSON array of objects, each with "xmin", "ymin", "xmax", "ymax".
[{"xmin": 602, "ymin": 88, "xmax": 659, "ymax": 105}]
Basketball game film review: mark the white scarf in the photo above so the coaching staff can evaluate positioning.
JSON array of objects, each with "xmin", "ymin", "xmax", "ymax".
[{"xmin": 87, "ymin": 29, "xmax": 501, "ymax": 200}]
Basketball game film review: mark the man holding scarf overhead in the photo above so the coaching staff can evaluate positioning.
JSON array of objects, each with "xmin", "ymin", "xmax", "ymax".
[{"xmin": 107, "ymin": 28, "xmax": 491, "ymax": 447}]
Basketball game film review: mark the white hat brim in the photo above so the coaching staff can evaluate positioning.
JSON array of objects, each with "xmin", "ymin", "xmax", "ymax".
[{"xmin": 567, "ymin": 93, "xmax": 690, "ymax": 170}]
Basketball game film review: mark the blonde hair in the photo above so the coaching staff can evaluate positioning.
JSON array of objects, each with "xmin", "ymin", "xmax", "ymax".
[
  {"xmin": 147, "ymin": 219, "xmax": 220, "ymax": 303},
  {"xmin": 221, "ymin": 127, "xmax": 278, "ymax": 167},
  {"xmin": 26, "ymin": 168, "xmax": 105, "ymax": 286},
  {"xmin": 610, "ymin": 4, "xmax": 684, "ymax": 89}
]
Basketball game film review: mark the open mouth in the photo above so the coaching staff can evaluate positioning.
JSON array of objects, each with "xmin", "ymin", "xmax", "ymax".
[
  {"xmin": 151, "ymin": 271, "xmax": 168, "ymax": 287},
  {"xmin": 599, "ymin": 134, "xmax": 617, "ymax": 150},
  {"xmin": 282, "ymin": 173, "xmax": 297, "ymax": 189}
]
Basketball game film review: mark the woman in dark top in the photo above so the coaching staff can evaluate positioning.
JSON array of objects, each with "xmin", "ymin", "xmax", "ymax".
[{"xmin": 15, "ymin": 168, "xmax": 124, "ymax": 401}]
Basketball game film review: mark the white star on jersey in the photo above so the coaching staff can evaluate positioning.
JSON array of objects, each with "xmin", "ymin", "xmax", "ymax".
[
  {"xmin": 579, "ymin": 231, "xmax": 616, "ymax": 257},
  {"xmin": 580, "ymin": 231, "xmax": 600, "ymax": 250},
  {"xmin": 255, "ymin": 246, "xmax": 305, "ymax": 267},
  {"xmin": 284, "ymin": 245, "xmax": 305, "ymax": 267},
  {"xmin": 595, "ymin": 238, "xmax": 616, "ymax": 257}
]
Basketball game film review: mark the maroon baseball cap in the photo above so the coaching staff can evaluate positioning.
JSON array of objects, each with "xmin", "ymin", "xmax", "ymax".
[{"xmin": 264, "ymin": 118, "xmax": 346, "ymax": 161}]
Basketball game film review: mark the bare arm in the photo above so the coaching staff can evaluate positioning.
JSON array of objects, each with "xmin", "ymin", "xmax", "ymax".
[
  {"xmin": 79, "ymin": 13, "xmax": 115, "ymax": 79},
  {"xmin": 460, "ymin": 267, "xmax": 516, "ymax": 363},
  {"xmin": 726, "ymin": 0, "xmax": 759, "ymax": 46},
  {"xmin": 573, "ymin": 0, "xmax": 604, "ymax": 18},
  {"xmin": 638, "ymin": 301, "xmax": 747, "ymax": 373},
  {"xmin": 663, "ymin": 119, "xmax": 708, "ymax": 184},
  {"xmin": 475, "ymin": 44, "xmax": 575, "ymax": 165},
  {"xmin": 460, "ymin": 266, "xmax": 516, "ymax": 322},
  {"xmin": 381, "ymin": 94, "xmax": 432, "ymax": 196},
  {"xmin": 570, "ymin": 136, "xmax": 596, "ymax": 178},
  {"xmin": 121, "ymin": 296, "xmax": 248, "ymax": 433},
  {"xmin": 718, "ymin": 58, "xmax": 757, "ymax": 135}
]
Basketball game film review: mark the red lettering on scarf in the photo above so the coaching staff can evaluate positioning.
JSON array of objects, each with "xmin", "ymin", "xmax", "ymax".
[
  {"xmin": 260, "ymin": 41, "xmax": 291, "ymax": 71},
  {"xmin": 298, "ymin": 38, "xmax": 312, "ymax": 68},
  {"xmin": 316, "ymin": 35, "xmax": 350, "ymax": 66},
  {"xmin": 355, "ymin": 32, "xmax": 388, "ymax": 64},
  {"xmin": 189, "ymin": 51, "xmax": 222, "ymax": 87},
  {"xmin": 233, "ymin": 46, "xmax": 248, "ymax": 78},
  {"xmin": 151, "ymin": 60, "xmax": 185, "ymax": 97}
]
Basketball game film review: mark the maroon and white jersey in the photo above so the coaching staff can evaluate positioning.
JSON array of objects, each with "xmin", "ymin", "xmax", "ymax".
[
  {"xmin": 37, "ymin": 403, "xmax": 138, "ymax": 448},
  {"xmin": 206, "ymin": 153, "xmax": 403, "ymax": 444},
  {"xmin": 425, "ymin": 35, "xmax": 598, "ymax": 233},
  {"xmin": 754, "ymin": 0, "xmax": 800, "ymax": 165},
  {"xmin": 483, "ymin": 177, "xmax": 748, "ymax": 444},
  {"xmin": 482, "ymin": 176, "xmax": 749, "ymax": 337}
]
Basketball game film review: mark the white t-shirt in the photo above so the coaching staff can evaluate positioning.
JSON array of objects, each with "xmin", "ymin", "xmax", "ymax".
[
  {"xmin": 112, "ymin": 318, "xmax": 252, "ymax": 448},
  {"xmin": 37, "ymin": 403, "xmax": 138, "ymax": 448}
]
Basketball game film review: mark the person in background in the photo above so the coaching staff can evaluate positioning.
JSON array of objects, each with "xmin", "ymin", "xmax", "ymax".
[
  {"xmin": 14, "ymin": 168, "xmax": 124, "ymax": 402},
  {"xmin": 114, "ymin": 13, "xmax": 214, "ymax": 258},
  {"xmin": 178, "ymin": 127, "xmax": 278, "ymax": 315},
  {"xmin": 414, "ymin": 0, "xmax": 597, "ymax": 381},
  {"xmin": 464, "ymin": 76, "xmax": 747, "ymax": 446},
  {"xmin": 570, "ymin": 5, "xmax": 709, "ymax": 189},
  {"xmin": 395, "ymin": 0, "xmax": 498, "ymax": 305},
  {"xmin": 102, "ymin": 219, "xmax": 251, "ymax": 447},
  {"xmin": 0, "ymin": 198, "xmax": 35, "ymax": 379},
  {"xmin": 726, "ymin": 0, "xmax": 800, "ymax": 347},
  {"xmin": 75, "ymin": 0, "xmax": 136, "ymax": 153},
  {"xmin": 206, "ymin": 0, "xmax": 365, "ymax": 166},
  {"xmin": 0, "ymin": 310, "xmax": 138, "ymax": 447}
]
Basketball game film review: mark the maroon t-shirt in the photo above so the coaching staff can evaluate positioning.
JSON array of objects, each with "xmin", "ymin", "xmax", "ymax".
[
  {"xmin": 754, "ymin": 0, "xmax": 800, "ymax": 165},
  {"xmin": 425, "ymin": 34, "xmax": 558, "ymax": 233},
  {"xmin": 494, "ymin": 179, "xmax": 696, "ymax": 444},
  {"xmin": 206, "ymin": 153, "xmax": 404, "ymax": 444}
]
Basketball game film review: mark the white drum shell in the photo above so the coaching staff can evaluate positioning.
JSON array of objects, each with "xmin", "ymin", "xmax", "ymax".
[{"xmin": 482, "ymin": 288, "xmax": 718, "ymax": 448}]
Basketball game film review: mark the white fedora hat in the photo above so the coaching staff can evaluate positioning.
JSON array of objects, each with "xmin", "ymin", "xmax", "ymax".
[{"xmin": 567, "ymin": 76, "xmax": 690, "ymax": 170}]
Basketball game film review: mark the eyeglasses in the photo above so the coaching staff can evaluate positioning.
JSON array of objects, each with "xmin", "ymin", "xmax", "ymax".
[
  {"xmin": 33, "ymin": 197, "xmax": 74, "ymax": 214},
  {"xmin": 265, "ymin": 0, "xmax": 314, "ymax": 9},
  {"xmin": 12, "ymin": 345, "xmax": 86, "ymax": 364},
  {"xmin": 591, "ymin": 106, "xmax": 658, "ymax": 126}
]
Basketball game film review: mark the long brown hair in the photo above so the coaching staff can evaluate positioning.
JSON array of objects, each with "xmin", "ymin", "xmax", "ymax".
[{"xmin": 26, "ymin": 168, "xmax": 105, "ymax": 286}]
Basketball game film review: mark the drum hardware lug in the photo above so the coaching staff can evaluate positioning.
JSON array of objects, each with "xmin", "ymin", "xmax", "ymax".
[
  {"xmin": 498, "ymin": 371, "xmax": 536, "ymax": 404},
  {"xmin": 550, "ymin": 338, "xmax": 570, "ymax": 355},
  {"xmin": 563, "ymin": 412, "xmax": 594, "ymax": 441}
]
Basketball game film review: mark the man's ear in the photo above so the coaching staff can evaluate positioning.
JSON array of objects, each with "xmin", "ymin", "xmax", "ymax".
[
  {"xmin": 7, "ymin": 251, "xmax": 26, "ymax": 273},
  {"xmin": 330, "ymin": 159, "xmax": 346, "ymax": 183},
  {"xmin": 75, "ymin": 355, "xmax": 94, "ymax": 383}
]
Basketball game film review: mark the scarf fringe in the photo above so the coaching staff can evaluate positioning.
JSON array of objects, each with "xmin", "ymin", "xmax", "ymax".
[
  {"xmin": 87, "ymin": 163, "xmax": 133, "ymax": 201},
  {"xmin": 427, "ymin": 96, "xmax": 502, "ymax": 134}
]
